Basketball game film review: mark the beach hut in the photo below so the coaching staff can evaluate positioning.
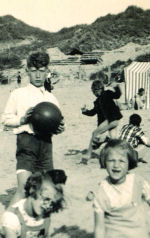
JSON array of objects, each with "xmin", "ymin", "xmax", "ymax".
[{"xmin": 124, "ymin": 62, "xmax": 150, "ymax": 109}]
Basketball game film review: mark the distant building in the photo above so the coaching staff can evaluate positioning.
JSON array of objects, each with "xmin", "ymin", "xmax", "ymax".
[
  {"xmin": 80, "ymin": 52, "xmax": 103, "ymax": 65},
  {"xmin": 67, "ymin": 48, "xmax": 83, "ymax": 55}
]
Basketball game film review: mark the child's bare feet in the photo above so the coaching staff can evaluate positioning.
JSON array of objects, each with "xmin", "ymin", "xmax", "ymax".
[{"xmin": 80, "ymin": 153, "xmax": 90, "ymax": 164}]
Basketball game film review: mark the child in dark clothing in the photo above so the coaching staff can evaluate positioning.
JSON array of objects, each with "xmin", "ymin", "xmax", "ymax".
[
  {"xmin": 17, "ymin": 71, "xmax": 21, "ymax": 86},
  {"xmin": 81, "ymin": 71, "xmax": 122, "ymax": 163}
]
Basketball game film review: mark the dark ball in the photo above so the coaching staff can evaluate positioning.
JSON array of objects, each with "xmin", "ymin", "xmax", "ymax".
[{"xmin": 30, "ymin": 102, "xmax": 62, "ymax": 135}]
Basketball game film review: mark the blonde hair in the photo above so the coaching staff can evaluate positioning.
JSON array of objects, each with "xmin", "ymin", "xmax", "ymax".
[{"xmin": 99, "ymin": 139, "xmax": 138, "ymax": 170}]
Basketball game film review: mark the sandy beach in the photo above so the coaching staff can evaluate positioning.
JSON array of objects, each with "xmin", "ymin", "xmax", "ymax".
[{"xmin": 1, "ymin": 73, "xmax": 150, "ymax": 237}]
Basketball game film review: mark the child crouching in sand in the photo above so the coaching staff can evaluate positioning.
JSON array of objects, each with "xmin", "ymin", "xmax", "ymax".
[{"xmin": 93, "ymin": 139, "xmax": 150, "ymax": 238}]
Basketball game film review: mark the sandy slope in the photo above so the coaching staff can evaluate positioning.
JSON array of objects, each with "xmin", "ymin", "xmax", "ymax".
[{"xmin": 1, "ymin": 76, "xmax": 150, "ymax": 237}]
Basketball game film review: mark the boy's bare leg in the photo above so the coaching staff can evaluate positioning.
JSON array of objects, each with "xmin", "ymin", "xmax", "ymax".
[
  {"xmin": 81, "ymin": 121, "xmax": 110, "ymax": 164},
  {"xmin": 81, "ymin": 120, "xmax": 119, "ymax": 164},
  {"xmin": 8, "ymin": 170, "xmax": 32, "ymax": 207},
  {"xmin": 82, "ymin": 134, "xmax": 94, "ymax": 164},
  {"xmin": 108, "ymin": 122, "xmax": 119, "ymax": 139},
  {"xmin": 96, "ymin": 120, "xmax": 118, "ymax": 135}
]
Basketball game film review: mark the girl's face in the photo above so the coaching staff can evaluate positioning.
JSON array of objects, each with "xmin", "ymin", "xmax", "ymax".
[
  {"xmin": 31, "ymin": 180, "xmax": 58, "ymax": 217},
  {"xmin": 105, "ymin": 148, "xmax": 129, "ymax": 184}
]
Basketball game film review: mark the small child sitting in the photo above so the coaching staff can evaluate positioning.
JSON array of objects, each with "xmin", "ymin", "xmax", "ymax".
[
  {"xmin": 120, "ymin": 114, "xmax": 150, "ymax": 159},
  {"xmin": 94, "ymin": 139, "xmax": 150, "ymax": 238},
  {"xmin": 120, "ymin": 113, "xmax": 150, "ymax": 149},
  {"xmin": 120, "ymin": 113, "xmax": 150, "ymax": 163},
  {"xmin": 130, "ymin": 88, "xmax": 146, "ymax": 110}
]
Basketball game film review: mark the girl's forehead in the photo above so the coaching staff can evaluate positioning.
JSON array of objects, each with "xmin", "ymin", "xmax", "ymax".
[
  {"xmin": 107, "ymin": 147, "xmax": 128, "ymax": 157},
  {"xmin": 41, "ymin": 181, "xmax": 56, "ymax": 195}
]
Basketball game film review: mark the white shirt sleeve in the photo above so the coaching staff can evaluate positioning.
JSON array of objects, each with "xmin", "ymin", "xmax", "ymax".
[
  {"xmin": 2, "ymin": 211, "xmax": 21, "ymax": 236},
  {"xmin": 93, "ymin": 197, "xmax": 104, "ymax": 214},
  {"xmin": 2, "ymin": 91, "xmax": 21, "ymax": 127}
]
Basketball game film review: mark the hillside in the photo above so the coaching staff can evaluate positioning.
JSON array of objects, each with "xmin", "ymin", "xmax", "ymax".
[
  {"xmin": 0, "ymin": 15, "xmax": 54, "ymax": 42},
  {"xmin": 54, "ymin": 6, "xmax": 150, "ymax": 53},
  {"xmin": 0, "ymin": 6, "xmax": 150, "ymax": 59}
]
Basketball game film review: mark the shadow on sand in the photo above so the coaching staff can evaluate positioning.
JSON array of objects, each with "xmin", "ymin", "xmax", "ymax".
[
  {"xmin": 64, "ymin": 149, "xmax": 99, "ymax": 159},
  {"xmin": 51, "ymin": 225, "xmax": 93, "ymax": 238}
]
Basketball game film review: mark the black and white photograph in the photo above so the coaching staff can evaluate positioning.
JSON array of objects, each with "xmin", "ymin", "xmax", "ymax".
[{"xmin": 0, "ymin": 0, "xmax": 150, "ymax": 237}]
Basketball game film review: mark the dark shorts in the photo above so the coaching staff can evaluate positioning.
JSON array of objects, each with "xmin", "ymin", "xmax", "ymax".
[{"xmin": 16, "ymin": 132, "xmax": 53, "ymax": 172}]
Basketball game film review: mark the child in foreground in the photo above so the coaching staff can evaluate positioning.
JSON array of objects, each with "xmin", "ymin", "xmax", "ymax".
[
  {"xmin": 1, "ymin": 169, "xmax": 67, "ymax": 238},
  {"xmin": 93, "ymin": 139, "xmax": 150, "ymax": 238}
]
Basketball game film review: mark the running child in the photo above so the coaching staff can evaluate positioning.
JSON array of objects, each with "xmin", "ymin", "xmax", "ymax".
[
  {"xmin": 81, "ymin": 71, "xmax": 122, "ymax": 163},
  {"xmin": 94, "ymin": 139, "xmax": 150, "ymax": 238}
]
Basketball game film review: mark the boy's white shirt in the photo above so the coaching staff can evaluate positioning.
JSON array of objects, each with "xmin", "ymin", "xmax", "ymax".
[
  {"xmin": 2, "ymin": 199, "xmax": 44, "ymax": 236},
  {"xmin": 2, "ymin": 83, "xmax": 60, "ymax": 134}
]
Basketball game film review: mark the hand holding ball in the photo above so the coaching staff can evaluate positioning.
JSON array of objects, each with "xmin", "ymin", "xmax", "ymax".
[{"xmin": 30, "ymin": 102, "xmax": 62, "ymax": 135}]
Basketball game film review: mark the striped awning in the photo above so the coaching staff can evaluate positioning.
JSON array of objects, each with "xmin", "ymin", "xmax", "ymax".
[{"xmin": 124, "ymin": 62, "xmax": 150, "ymax": 109}]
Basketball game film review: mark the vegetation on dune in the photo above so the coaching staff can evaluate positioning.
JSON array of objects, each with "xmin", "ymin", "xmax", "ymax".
[
  {"xmin": 55, "ymin": 6, "xmax": 150, "ymax": 53},
  {"xmin": 135, "ymin": 53, "xmax": 150, "ymax": 62},
  {"xmin": 0, "ymin": 15, "xmax": 54, "ymax": 42},
  {"xmin": 1, "ymin": 6, "xmax": 150, "ymax": 52},
  {"xmin": 0, "ymin": 5, "xmax": 150, "ymax": 71},
  {"xmin": 0, "ymin": 53, "xmax": 22, "ymax": 70}
]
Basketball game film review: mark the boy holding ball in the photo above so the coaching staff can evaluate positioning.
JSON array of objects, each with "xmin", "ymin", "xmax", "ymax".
[{"xmin": 2, "ymin": 51, "xmax": 64, "ymax": 205}]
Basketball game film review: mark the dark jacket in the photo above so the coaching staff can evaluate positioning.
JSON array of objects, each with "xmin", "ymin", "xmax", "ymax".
[{"xmin": 82, "ymin": 86, "xmax": 122, "ymax": 125}]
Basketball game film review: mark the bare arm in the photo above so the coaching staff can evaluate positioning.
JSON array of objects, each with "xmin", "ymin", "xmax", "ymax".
[
  {"xmin": 141, "ymin": 136, "xmax": 150, "ymax": 147},
  {"xmin": 94, "ymin": 211, "xmax": 105, "ymax": 238},
  {"xmin": 138, "ymin": 132, "xmax": 150, "ymax": 147},
  {"xmin": 142, "ymin": 180, "xmax": 150, "ymax": 206},
  {"xmin": 3, "ymin": 227, "xmax": 17, "ymax": 238},
  {"xmin": 81, "ymin": 104, "xmax": 97, "ymax": 116},
  {"xmin": 46, "ymin": 217, "xmax": 51, "ymax": 238}
]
